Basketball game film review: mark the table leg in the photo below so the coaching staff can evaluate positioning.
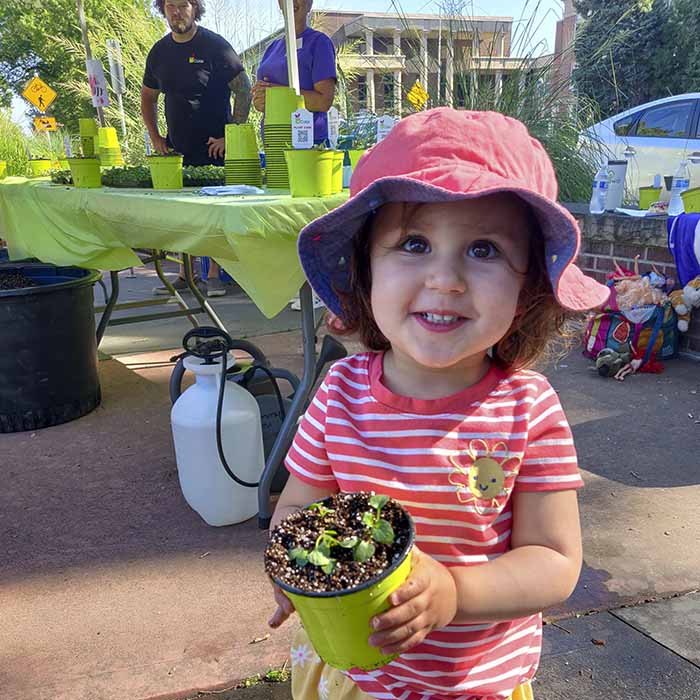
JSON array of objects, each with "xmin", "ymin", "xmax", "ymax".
[
  {"xmin": 96, "ymin": 271, "xmax": 119, "ymax": 346},
  {"xmin": 257, "ymin": 282, "xmax": 317, "ymax": 529},
  {"xmin": 153, "ymin": 252, "xmax": 200, "ymax": 327},
  {"xmin": 181, "ymin": 253, "xmax": 227, "ymax": 332}
]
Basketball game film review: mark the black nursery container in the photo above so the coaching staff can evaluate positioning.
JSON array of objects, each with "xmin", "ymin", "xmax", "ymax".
[{"xmin": 0, "ymin": 262, "xmax": 102, "ymax": 432}]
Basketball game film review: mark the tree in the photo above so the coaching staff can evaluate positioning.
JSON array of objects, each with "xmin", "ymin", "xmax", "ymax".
[
  {"xmin": 0, "ymin": 0, "xmax": 153, "ymax": 125},
  {"xmin": 573, "ymin": 0, "xmax": 671, "ymax": 118},
  {"xmin": 657, "ymin": 0, "xmax": 700, "ymax": 96}
]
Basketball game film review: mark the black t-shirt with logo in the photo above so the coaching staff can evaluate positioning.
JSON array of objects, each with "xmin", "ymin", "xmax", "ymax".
[{"xmin": 143, "ymin": 26, "xmax": 244, "ymax": 165}]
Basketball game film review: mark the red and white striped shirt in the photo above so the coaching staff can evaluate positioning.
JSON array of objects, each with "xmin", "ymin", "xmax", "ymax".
[{"xmin": 285, "ymin": 352, "xmax": 583, "ymax": 700}]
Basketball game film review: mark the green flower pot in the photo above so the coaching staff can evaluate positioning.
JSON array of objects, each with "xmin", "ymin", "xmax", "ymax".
[
  {"xmin": 147, "ymin": 154, "xmax": 184, "ymax": 189},
  {"xmin": 225, "ymin": 123, "xmax": 258, "ymax": 159},
  {"xmin": 67, "ymin": 158, "xmax": 102, "ymax": 188},
  {"xmin": 681, "ymin": 187, "xmax": 700, "ymax": 214},
  {"xmin": 348, "ymin": 149, "xmax": 367, "ymax": 172},
  {"xmin": 29, "ymin": 159, "xmax": 53, "ymax": 177},
  {"xmin": 265, "ymin": 87, "xmax": 305, "ymax": 125},
  {"xmin": 274, "ymin": 509, "xmax": 415, "ymax": 671},
  {"xmin": 638, "ymin": 186, "xmax": 662, "ymax": 210},
  {"xmin": 78, "ymin": 118, "xmax": 98, "ymax": 137},
  {"xmin": 0, "ymin": 161, "xmax": 6, "ymax": 179},
  {"xmin": 81, "ymin": 136, "xmax": 95, "ymax": 157},
  {"xmin": 97, "ymin": 127, "xmax": 120, "ymax": 150},
  {"xmin": 284, "ymin": 149, "xmax": 334, "ymax": 198},
  {"xmin": 331, "ymin": 151, "xmax": 344, "ymax": 194}
]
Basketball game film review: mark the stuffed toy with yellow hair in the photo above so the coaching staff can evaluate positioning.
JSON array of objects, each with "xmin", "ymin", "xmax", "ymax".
[{"xmin": 669, "ymin": 275, "xmax": 700, "ymax": 332}]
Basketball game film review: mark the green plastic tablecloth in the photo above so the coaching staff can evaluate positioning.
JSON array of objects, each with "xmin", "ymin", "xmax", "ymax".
[{"xmin": 0, "ymin": 177, "xmax": 348, "ymax": 318}]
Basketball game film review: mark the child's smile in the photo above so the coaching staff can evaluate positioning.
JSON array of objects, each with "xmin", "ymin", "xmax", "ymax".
[{"xmin": 369, "ymin": 196, "xmax": 533, "ymax": 396}]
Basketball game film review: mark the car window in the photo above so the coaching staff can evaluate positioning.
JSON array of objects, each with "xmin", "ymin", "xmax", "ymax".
[
  {"xmin": 635, "ymin": 101, "xmax": 694, "ymax": 138},
  {"xmin": 614, "ymin": 113, "xmax": 638, "ymax": 136}
]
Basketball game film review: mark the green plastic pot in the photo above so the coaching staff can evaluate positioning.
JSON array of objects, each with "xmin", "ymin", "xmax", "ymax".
[
  {"xmin": 681, "ymin": 187, "xmax": 700, "ymax": 214},
  {"xmin": 285, "ymin": 149, "xmax": 334, "ymax": 197},
  {"xmin": 266, "ymin": 87, "xmax": 305, "ymax": 125},
  {"xmin": 0, "ymin": 161, "xmax": 6, "ymax": 179},
  {"xmin": 29, "ymin": 159, "xmax": 53, "ymax": 177},
  {"xmin": 225, "ymin": 123, "xmax": 258, "ymax": 158},
  {"xmin": 67, "ymin": 158, "xmax": 102, "ymax": 188},
  {"xmin": 78, "ymin": 118, "xmax": 98, "ymax": 137},
  {"xmin": 348, "ymin": 149, "xmax": 367, "ymax": 172},
  {"xmin": 147, "ymin": 154, "xmax": 184, "ymax": 189},
  {"xmin": 331, "ymin": 151, "xmax": 344, "ymax": 193},
  {"xmin": 274, "ymin": 510, "xmax": 414, "ymax": 671},
  {"xmin": 97, "ymin": 127, "xmax": 120, "ymax": 150},
  {"xmin": 81, "ymin": 136, "xmax": 96, "ymax": 157},
  {"xmin": 638, "ymin": 187, "xmax": 662, "ymax": 210}
]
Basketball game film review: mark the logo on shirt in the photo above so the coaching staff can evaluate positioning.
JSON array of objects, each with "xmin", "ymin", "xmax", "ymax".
[
  {"xmin": 188, "ymin": 54, "xmax": 205, "ymax": 64},
  {"xmin": 448, "ymin": 440, "xmax": 520, "ymax": 513}
]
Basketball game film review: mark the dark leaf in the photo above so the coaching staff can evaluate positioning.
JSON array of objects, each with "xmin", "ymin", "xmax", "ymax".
[
  {"xmin": 354, "ymin": 540, "xmax": 376, "ymax": 562},
  {"xmin": 372, "ymin": 519, "xmax": 395, "ymax": 544}
]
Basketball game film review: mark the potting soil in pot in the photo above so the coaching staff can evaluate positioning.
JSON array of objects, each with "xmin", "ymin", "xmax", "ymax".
[
  {"xmin": 265, "ymin": 492, "xmax": 411, "ymax": 593},
  {"xmin": 0, "ymin": 271, "xmax": 38, "ymax": 290}
]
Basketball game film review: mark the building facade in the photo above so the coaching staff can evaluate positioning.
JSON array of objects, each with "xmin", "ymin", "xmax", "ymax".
[
  {"xmin": 553, "ymin": 0, "xmax": 578, "ymax": 99},
  {"xmin": 243, "ymin": 9, "xmax": 532, "ymax": 115}
]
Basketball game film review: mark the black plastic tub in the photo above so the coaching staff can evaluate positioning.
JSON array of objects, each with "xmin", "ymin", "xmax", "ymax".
[{"xmin": 0, "ymin": 262, "xmax": 102, "ymax": 432}]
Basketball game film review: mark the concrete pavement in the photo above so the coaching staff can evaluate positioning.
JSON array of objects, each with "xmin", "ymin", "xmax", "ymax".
[{"xmin": 1, "ymin": 265, "xmax": 699, "ymax": 700}]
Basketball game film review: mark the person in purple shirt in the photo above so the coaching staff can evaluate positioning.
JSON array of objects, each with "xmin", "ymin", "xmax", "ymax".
[{"xmin": 252, "ymin": 0, "xmax": 336, "ymax": 144}]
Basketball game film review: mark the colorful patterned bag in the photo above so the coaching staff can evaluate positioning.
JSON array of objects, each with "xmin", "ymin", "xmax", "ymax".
[{"xmin": 583, "ymin": 282, "xmax": 679, "ymax": 364}]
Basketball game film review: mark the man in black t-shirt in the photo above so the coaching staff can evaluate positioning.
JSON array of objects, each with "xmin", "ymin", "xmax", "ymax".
[{"xmin": 141, "ymin": 0, "xmax": 252, "ymax": 296}]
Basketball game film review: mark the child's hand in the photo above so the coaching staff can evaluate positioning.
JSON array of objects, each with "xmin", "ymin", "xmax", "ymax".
[
  {"xmin": 268, "ymin": 583, "xmax": 296, "ymax": 628},
  {"xmin": 369, "ymin": 548, "xmax": 457, "ymax": 655}
]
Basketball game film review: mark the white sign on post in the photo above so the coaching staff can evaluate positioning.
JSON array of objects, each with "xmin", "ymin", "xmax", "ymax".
[
  {"xmin": 292, "ymin": 109, "xmax": 314, "ymax": 149},
  {"xmin": 327, "ymin": 106, "xmax": 340, "ymax": 150},
  {"xmin": 106, "ymin": 39, "xmax": 126, "ymax": 95},
  {"xmin": 377, "ymin": 115, "xmax": 397, "ymax": 143},
  {"xmin": 144, "ymin": 130, "xmax": 152, "ymax": 156},
  {"xmin": 86, "ymin": 59, "xmax": 110, "ymax": 108}
]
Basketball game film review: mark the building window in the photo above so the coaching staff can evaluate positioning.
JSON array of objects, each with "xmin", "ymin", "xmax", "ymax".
[{"xmin": 383, "ymin": 75, "xmax": 394, "ymax": 106}]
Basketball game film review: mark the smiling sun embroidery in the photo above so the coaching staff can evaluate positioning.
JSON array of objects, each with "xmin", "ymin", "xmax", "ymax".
[{"xmin": 448, "ymin": 439, "xmax": 521, "ymax": 513}]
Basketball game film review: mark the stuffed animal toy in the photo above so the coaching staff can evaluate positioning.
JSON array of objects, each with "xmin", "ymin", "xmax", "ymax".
[
  {"xmin": 596, "ymin": 345, "xmax": 632, "ymax": 378},
  {"xmin": 682, "ymin": 276, "xmax": 700, "ymax": 312},
  {"xmin": 669, "ymin": 289, "xmax": 692, "ymax": 332}
]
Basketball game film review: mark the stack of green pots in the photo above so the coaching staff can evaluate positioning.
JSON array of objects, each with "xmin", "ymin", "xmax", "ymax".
[
  {"xmin": 224, "ymin": 124, "xmax": 262, "ymax": 187},
  {"xmin": 263, "ymin": 87, "xmax": 304, "ymax": 189},
  {"xmin": 97, "ymin": 127, "xmax": 125, "ymax": 167},
  {"xmin": 79, "ymin": 118, "xmax": 98, "ymax": 157}
]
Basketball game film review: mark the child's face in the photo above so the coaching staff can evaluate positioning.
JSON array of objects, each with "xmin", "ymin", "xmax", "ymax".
[{"xmin": 369, "ymin": 196, "xmax": 532, "ymax": 373}]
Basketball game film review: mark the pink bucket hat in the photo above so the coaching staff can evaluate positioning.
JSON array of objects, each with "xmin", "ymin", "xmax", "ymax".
[{"xmin": 299, "ymin": 108, "xmax": 609, "ymax": 318}]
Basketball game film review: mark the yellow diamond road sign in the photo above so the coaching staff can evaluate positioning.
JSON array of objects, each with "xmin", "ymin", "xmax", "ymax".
[
  {"xmin": 407, "ymin": 80, "xmax": 429, "ymax": 111},
  {"xmin": 22, "ymin": 76, "xmax": 58, "ymax": 113}
]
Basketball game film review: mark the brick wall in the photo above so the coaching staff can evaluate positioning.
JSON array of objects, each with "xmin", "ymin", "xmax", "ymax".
[{"xmin": 570, "ymin": 209, "xmax": 700, "ymax": 356}]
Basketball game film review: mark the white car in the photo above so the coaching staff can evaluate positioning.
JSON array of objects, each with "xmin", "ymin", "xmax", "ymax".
[{"xmin": 582, "ymin": 93, "xmax": 700, "ymax": 199}]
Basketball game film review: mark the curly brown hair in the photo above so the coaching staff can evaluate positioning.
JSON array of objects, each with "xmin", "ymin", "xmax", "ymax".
[
  {"xmin": 154, "ymin": 0, "xmax": 205, "ymax": 21},
  {"xmin": 332, "ymin": 198, "xmax": 580, "ymax": 371}
]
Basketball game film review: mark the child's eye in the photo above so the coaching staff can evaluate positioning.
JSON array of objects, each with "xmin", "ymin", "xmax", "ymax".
[
  {"xmin": 400, "ymin": 236, "xmax": 430, "ymax": 254},
  {"xmin": 468, "ymin": 241, "xmax": 499, "ymax": 259}
]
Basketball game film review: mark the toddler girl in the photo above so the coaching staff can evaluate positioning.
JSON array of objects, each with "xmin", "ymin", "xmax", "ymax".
[{"xmin": 268, "ymin": 108, "xmax": 609, "ymax": 700}]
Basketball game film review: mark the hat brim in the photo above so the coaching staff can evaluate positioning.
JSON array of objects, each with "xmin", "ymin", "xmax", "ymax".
[{"xmin": 299, "ymin": 172, "xmax": 610, "ymax": 317}]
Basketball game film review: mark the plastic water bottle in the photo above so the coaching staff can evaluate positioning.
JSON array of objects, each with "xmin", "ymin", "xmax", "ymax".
[
  {"xmin": 668, "ymin": 161, "xmax": 691, "ymax": 216},
  {"xmin": 589, "ymin": 166, "xmax": 610, "ymax": 214}
]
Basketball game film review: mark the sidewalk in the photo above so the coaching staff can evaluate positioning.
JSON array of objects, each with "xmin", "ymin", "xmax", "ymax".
[
  {"xmin": 185, "ymin": 591, "xmax": 700, "ymax": 700},
  {"xmin": 1, "ymin": 266, "xmax": 699, "ymax": 700}
]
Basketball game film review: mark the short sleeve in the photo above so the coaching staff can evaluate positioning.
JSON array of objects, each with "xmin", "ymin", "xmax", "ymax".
[
  {"xmin": 215, "ymin": 37, "xmax": 244, "ymax": 84},
  {"xmin": 285, "ymin": 378, "xmax": 337, "ymax": 487},
  {"xmin": 515, "ymin": 380, "xmax": 584, "ymax": 492},
  {"xmin": 311, "ymin": 33, "xmax": 337, "ymax": 84},
  {"xmin": 143, "ymin": 47, "xmax": 160, "ymax": 90}
]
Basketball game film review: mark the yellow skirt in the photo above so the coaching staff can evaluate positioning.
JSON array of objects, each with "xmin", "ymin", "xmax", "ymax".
[{"xmin": 291, "ymin": 627, "xmax": 534, "ymax": 700}]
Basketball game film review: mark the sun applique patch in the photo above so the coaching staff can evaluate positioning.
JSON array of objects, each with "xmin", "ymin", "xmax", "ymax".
[{"xmin": 448, "ymin": 439, "xmax": 521, "ymax": 513}]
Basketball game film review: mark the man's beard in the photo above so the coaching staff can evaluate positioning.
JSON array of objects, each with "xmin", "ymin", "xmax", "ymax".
[{"xmin": 169, "ymin": 18, "xmax": 194, "ymax": 34}]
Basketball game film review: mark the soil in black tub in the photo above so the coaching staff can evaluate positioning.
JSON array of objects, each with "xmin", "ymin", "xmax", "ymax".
[
  {"xmin": 0, "ymin": 271, "xmax": 38, "ymax": 290},
  {"xmin": 265, "ymin": 492, "xmax": 411, "ymax": 593}
]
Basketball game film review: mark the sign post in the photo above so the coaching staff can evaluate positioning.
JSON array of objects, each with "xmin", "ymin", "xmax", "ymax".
[
  {"xmin": 22, "ymin": 77, "xmax": 57, "ymax": 113},
  {"xmin": 76, "ymin": 0, "xmax": 106, "ymax": 127},
  {"xmin": 33, "ymin": 116, "xmax": 59, "ymax": 132},
  {"xmin": 281, "ymin": 0, "xmax": 301, "ymax": 96},
  {"xmin": 106, "ymin": 38, "xmax": 128, "ymax": 146}
]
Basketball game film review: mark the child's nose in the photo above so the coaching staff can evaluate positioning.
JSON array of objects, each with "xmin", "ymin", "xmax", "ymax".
[{"xmin": 425, "ymin": 257, "xmax": 467, "ymax": 293}]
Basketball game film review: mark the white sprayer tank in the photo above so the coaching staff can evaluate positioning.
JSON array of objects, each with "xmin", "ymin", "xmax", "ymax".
[{"xmin": 171, "ymin": 355, "xmax": 264, "ymax": 526}]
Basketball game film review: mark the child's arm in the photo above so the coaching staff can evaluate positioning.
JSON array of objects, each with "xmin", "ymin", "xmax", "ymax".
[
  {"xmin": 369, "ymin": 489, "xmax": 581, "ymax": 655},
  {"xmin": 268, "ymin": 473, "xmax": 339, "ymax": 628}
]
